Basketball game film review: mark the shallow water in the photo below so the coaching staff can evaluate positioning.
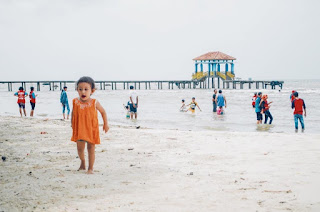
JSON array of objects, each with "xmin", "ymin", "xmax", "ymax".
[{"xmin": 1, "ymin": 80, "xmax": 319, "ymax": 134}]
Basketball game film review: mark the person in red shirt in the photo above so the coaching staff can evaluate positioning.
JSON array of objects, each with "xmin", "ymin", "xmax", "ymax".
[
  {"xmin": 252, "ymin": 92, "xmax": 257, "ymax": 108},
  {"xmin": 291, "ymin": 92, "xmax": 306, "ymax": 132},
  {"xmin": 261, "ymin": 94, "xmax": 273, "ymax": 124},
  {"xmin": 14, "ymin": 87, "xmax": 28, "ymax": 117}
]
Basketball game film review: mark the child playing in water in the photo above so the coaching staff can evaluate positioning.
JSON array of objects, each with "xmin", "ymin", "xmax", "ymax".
[
  {"xmin": 261, "ymin": 95, "xmax": 273, "ymax": 124},
  {"xmin": 217, "ymin": 106, "xmax": 223, "ymax": 115},
  {"xmin": 123, "ymin": 102, "xmax": 130, "ymax": 118},
  {"xmin": 14, "ymin": 87, "xmax": 28, "ymax": 117},
  {"xmin": 71, "ymin": 76, "xmax": 109, "ymax": 174},
  {"xmin": 180, "ymin": 99, "xmax": 187, "ymax": 112},
  {"xmin": 186, "ymin": 97, "xmax": 202, "ymax": 113}
]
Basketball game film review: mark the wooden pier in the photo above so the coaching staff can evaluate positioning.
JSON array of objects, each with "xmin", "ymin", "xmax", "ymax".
[{"xmin": 0, "ymin": 79, "xmax": 283, "ymax": 91}]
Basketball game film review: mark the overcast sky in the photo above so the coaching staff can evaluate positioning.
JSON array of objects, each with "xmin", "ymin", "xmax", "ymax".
[{"xmin": 0, "ymin": 0, "xmax": 319, "ymax": 81}]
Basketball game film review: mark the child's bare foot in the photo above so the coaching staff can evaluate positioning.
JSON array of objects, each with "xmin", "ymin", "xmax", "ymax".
[
  {"xmin": 78, "ymin": 161, "xmax": 85, "ymax": 171},
  {"xmin": 86, "ymin": 169, "xmax": 94, "ymax": 174}
]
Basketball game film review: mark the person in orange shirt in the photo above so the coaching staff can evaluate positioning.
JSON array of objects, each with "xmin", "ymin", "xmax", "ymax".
[
  {"xmin": 14, "ymin": 86, "xmax": 28, "ymax": 117},
  {"xmin": 71, "ymin": 76, "xmax": 109, "ymax": 174}
]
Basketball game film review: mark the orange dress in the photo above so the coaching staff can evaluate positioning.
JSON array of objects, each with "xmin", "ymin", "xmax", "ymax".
[{"xmin": 71, "ymin": 98, "xmax": 100, "ymax": 144}]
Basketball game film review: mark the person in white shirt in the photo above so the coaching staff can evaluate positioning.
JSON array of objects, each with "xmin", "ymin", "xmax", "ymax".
[{"xmin": 129, "ymin": 86, "xmax": 138, "ymax": 119}]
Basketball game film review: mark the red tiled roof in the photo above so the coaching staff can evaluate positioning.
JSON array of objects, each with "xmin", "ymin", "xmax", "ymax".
[{"xmin": 193, "ymin": 51, "xmax": 236, "ymax": 60}]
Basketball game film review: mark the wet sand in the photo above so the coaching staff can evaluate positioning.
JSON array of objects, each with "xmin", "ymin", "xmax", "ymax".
[{"xmin": 0, "ymin": 116, "xmax": 320, "ymax": 211}]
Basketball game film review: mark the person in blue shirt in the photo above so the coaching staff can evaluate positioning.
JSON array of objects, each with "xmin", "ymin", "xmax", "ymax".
[
  {"xmin": 255, "ymin": 92, "xmax": 263, "ymax": 124},
  {"xmin": 216, "ymin": 90, "xmax": 227, "ymax": 114},
  {"xmin": 60, "ymin": 86, "xmax": 70, "ymax": 119}
]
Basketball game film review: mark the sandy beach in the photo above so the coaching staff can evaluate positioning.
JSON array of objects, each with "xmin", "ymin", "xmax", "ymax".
[{"xmin": 0, "ymin": 116, "xmax": 320, "ymax": 212}]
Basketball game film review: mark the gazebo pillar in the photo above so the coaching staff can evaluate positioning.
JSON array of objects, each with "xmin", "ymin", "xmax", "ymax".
[
  {"xmin": 217, "ymin": 64, "xmax": 220, "ymax": 72},
  {"xmin": 200, "ymin": 61, "xmax": 203, "ymax": 72},
  {"xmin": 208, "ymin": 63, "xmax": 211, "ymax": 88},
  {"xmin": 213, "ymin": 63, "xmax": 217, "ymax": 75},
  {"xmin": 195, "ymin": 63, "xmax": 198, "ymax": 73},
  {"xmin": 225, "ymin": 63, "xmax": 229, "ymax": 73},
  {"xmin": 231, "ymin": 63, "xmax": 234, "ymax": 74}
]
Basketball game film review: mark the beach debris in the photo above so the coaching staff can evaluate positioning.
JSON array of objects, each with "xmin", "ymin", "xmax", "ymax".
[
  {"xmin": 240, "ymin": 177, "xmax": 245, "ymax": 180},
  {"xmin": 136, "ymin": 126, "xmax": 140, "ymax": 129},
  {"xmin": 130, "ymin": 164, "xmax": 135, "ymax": 167},
  {"xmin": 128, "ymin": 148, "xmax": 134, "ymax": 151},
  {"xmin": 1, "ymin": 156, "xmax": 6, "ymax": 161},
  {"xmin": 167, "ymin": 137, "xmax": 177, "ymax": 140},
  {"xmin": 263, "ymin": 190, "xmax": 292, "ymax": 193},
  {"xmin": 187, "ymin": 172, "xmax": 194, "ymax": 176},
  {"xmin": 239, "ymin": 187, "xmax": 256, "ymax": 190},
  {"xmin": 40, "ymin": 131, "xmax": 48, "ymax": 134},
  {"xmin": 28, "ymin": 171, "xmax": 32, "ymax": 175}
]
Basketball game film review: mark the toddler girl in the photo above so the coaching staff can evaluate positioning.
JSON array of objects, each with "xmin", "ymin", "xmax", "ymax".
[{"xmin": 71, "ymin": 76, "xmax": 109, "ymax": 174}]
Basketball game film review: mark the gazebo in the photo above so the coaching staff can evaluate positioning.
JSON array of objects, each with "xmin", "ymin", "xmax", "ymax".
[{"xmin": 192, "ymin": 51, "xmax": 236, "ymax": 81}]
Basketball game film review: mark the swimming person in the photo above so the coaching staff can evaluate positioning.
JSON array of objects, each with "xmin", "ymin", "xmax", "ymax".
[
  {"xmin": 187, "ymin": 97, "xmax": 202, "ymax": 113},
  {"xmin": 129, "ymin": 86, "xmax": 138, "ymax": 119},
  {"xmin": 29, "ymin": 87, "xmax": 37, "ymax": 117},
  {"xmin": 216, "ymin": 90, "xmax": 227, "ymax": 113},
  {"xmin": 261, "ymin": 94, "xmax": 273, "ymax": 124},
  {"xmin": 14, "ymin": 86, "xmax": 28, "ymax": 117},
  {"xmin": 60, "ymin": 86, "xmax": 70, "ymax": 120},
  {"xmin": 71, "ymin": 76, "xmax": 109, "ymax": 174},
  {"xmin": 291, "ymin": 91, "xmax": 306, "ymax": 132},
  {"xmin": 212, "ymin": 89, "xmax": 218, "ymax": 112}
]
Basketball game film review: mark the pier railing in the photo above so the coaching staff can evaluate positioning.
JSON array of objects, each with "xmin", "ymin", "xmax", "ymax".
[{"xmin": 0, "ymin": 78, "xmax": 284, "ymax": 91}]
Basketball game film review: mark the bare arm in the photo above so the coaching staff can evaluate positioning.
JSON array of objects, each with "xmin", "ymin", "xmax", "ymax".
[
  {"xmin": 197, "ymin": 104, "xmax": 202, "ymax": 111},
  {"xmin": 136, "ymin": 96, "xmax": 138, "ymax": 108},
  {"xmin": 224, "ymin": 96, "xmax": 227, "ymax": 108},
  {"xmin": 96, "ymin": 101, "xmax": 109, "ymax": 133}
]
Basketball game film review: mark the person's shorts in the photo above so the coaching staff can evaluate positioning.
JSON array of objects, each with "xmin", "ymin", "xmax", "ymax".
[
  {"xmin": 30, "ymin": 102, "xmax": 36, "ymax": 110},
  {"xmin": 256, "ymin": 112, "xmax": 263, "ymax": 120},
  {"xmin": 129, "ymin": 103, "xmax": 137, "ymax": 113},
  {"xmin": 18, "ymin": 103, "xmax": 25, "ymax": 109}
]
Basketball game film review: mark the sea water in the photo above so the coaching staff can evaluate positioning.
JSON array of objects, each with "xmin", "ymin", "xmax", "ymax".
[{"xmin": 0, "ymin": 80, "xmax": 319, "ymax": 134}]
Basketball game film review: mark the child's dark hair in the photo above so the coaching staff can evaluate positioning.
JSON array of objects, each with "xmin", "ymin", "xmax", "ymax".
[
  {"xmin": 30, "ymin": 87, "xmax": 34, "ymax": 91},
  {"xmin": 76, "ymin": 76, "xmax": 95, "ymax": 89},
  {"xmin": 182, "ymin": 99, "xmax": 185, "ymax": 102},
  {"xmin": 19, "ymin": 87, "xmax": 23, "ymax": 91},
  {"xmin": 293, "ymin": 91, "xmax": 298, "ymax": 97}
]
